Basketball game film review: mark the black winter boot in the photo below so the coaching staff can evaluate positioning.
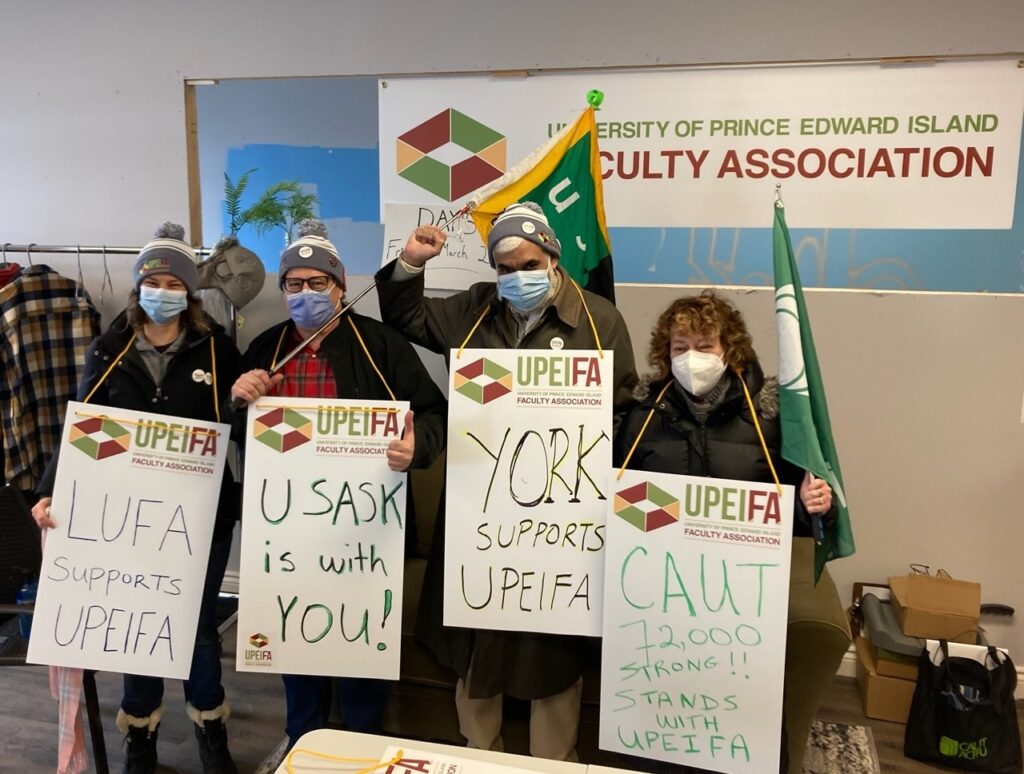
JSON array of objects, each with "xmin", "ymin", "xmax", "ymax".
[
  {"xmin": 194, "ymin": 717, "xmax": 239, "ymax": 774},
  {"xmin": 122, "ymin": 725, "xmax": 158, "ymax": 774}
]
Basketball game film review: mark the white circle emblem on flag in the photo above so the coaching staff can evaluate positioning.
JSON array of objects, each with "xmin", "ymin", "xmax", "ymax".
[{"xmin": 775, "ymin": 284, "xmax": 809, "ymax": 396}]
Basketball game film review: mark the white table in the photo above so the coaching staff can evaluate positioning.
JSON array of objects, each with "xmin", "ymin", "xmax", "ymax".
[{"xmin": 276, "ymin": 729, "xmax": 590, "ymax": 773}]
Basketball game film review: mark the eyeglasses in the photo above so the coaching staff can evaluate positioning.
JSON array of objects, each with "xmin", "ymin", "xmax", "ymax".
[{"xmin": 283, "ymin": 276, "xmax": 333, "ymax": 293}]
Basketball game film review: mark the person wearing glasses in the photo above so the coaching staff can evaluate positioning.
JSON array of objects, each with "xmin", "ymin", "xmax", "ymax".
[{"xmin": 229, "ymin": 220, "xmax": 446, "ymax": 750}]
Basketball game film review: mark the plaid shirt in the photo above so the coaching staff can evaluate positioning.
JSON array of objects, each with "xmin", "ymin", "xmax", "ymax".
[
  {"xmin": 0, "ymin": 266, "xmax": 100, "ymax": 491},
  {"xmin": 269, "ymin": 327, "xmax": 338, "ymax": 399}
]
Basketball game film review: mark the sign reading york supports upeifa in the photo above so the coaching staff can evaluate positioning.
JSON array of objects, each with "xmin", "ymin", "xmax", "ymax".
[
  {"xmin": 27, "ymin": 402, "xmax": 230, "ymax": 679},
  {"xmin": 236, "ymin": 397, "xmax": 409, "ymax": 679},
  {"xmin": 444, "ymin": 349, "xmax": 613, "ymax": 636}
]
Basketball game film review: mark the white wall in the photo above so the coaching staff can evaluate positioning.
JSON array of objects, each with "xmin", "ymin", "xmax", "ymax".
[{"xmin": 3, "ymin": 1, "xmax": 1024, "ymax": 652}]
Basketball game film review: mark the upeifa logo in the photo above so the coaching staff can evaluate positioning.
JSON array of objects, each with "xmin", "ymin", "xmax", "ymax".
[
  {"xmin": 454, "ymin": 358, "xmax": 513, "ymax": 405},
  {"xmin": 70, "ymin": 416, "xmax": 131, "ymax": 460},
  {"xmin": 397, "ymin": 108, "xmax": 506, "ymax": 201},
  {"xmin": 253, "ymin": 408, "xmax": 312, "ymax": 453},
  {"xmin": 615, "ymin": 481, "xmax": 680, "ymax": 533},
  {"xmin": 244, "ymin": 632, "xmax": 272, "ymax": 665}
]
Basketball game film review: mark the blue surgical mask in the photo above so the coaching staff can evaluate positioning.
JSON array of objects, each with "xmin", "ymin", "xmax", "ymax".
[
  {"xmin": 138, "ymin": 286, "xmax": 188, "ymax": 325},
  {"xmin": 497, "ymin": 266, "xmax": 551, "ymax": 313},
  {"xmin": 287, "ymin": 288, "xmax": 338, "ymax": 329}
]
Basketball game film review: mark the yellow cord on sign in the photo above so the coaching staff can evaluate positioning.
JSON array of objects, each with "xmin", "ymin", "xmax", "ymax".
[
  {"xmin": 269, "ymin": 326, "xmax": 289, "ymax": 371},
  {"xmin": 284, "ymin": 747, "xmax": 404, "ymax": 774},
  {"xmin": 570, "ymin": 279, "xmax": 604, "ymax": 358},
  {"xmin": 347, "ymin": 317, "xmax": 396, "ymax": 400},
  {"xmin": 82, "ymin": 332, "xmax": 138, "ymax": 404},
  {"xmin": 73, "ymin": 411, "xmax": 220, "ymax": 435},
  {"xmin": 616, "ymin": 381, "xmax": 672, "ymax": 480},
  {"xmin": 209, "ymin": 337, "xmax": 220, "ymax": 423},
  {"xmin": 456, "ymin": 306, "xmax": 489, "ymax": 359},
  {"xmin": 253, "ymin": 403, "xmax": 398, "ymax": 414},
  {"xmin": 736, "ymin": 369, "xmax": 783, "ymax": 496}
]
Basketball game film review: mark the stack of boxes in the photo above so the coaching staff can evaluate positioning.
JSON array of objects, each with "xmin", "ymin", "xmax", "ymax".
[{"xmin": 856, "ymin": 574, "xmax": 981, "ymax": 723}]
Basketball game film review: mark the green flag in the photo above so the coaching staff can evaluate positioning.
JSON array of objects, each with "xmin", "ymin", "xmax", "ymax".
[
  {"xmin": 773, "ymin": 202, "xmax": 855, "ymax": 580},
  {"xmin": 468, "ymin": 107, "xmax": 615, "ymax": 301}
]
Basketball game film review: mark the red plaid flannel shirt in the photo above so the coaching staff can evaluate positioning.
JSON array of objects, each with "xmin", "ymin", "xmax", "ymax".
[{"xmin": 269, "ymin": 327, "xmax": 337, "ymax": 399}]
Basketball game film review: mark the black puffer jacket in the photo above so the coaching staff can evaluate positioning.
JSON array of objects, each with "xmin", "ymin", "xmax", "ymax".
[
  {"xmin": 38, "ymin": 311, "xmax": 244, "ymax": 540},
  {"xmin": 614, "ymin": 360, "xmax": 813, "ymax": 536}
]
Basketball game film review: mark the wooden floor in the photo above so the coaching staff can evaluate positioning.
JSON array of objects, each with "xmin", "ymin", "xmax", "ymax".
[{"xmin": 1, "ymin": 622, "xmax": 1020, "ymax": 773}]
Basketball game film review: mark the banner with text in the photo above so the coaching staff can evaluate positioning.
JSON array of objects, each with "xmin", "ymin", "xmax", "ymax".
[
  {"xmin": 444, "ymin": 348, "xmax": 613, "ymax": 636},
  {"xmin": 27, "ymin": 402, "xmax": 228, "ymax": 679},
  {"xmin": 381, "ymin": 202, "xmax": 493, "ymax": 290},
  {"xmin": 380, "ymin": 60, "xmax": 1024, "ymax": 229},
  {"xmin": 237, "ymin": 397, "xmax": 409, "ymax": 679},
  {"xmin": 600, "ymin": 470, "xmax": 794, "ymax": 773}
]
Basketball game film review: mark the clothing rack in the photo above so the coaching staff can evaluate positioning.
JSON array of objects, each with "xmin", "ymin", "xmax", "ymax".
[{"xmin": 0, "ymin": 243, "xmax": 215, "ymax": 259}]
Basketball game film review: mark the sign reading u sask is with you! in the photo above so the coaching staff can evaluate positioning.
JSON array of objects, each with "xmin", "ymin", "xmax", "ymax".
[
  {"xmin": 28, "ymin": 402, "xmax": 229, "ymax": 679},
  {"xmin": 444, "ymin": 348, "xmax": 613, "ymax": 636},
  {"xmin": 237, "ymin": 397, "xmax": 409, "ymax": 680}
]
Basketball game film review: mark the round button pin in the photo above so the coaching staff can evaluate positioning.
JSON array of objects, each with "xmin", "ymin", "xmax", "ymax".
[
  {"xmin": 204, "ymin": 373, "xmax": 213, "ymax": 386},
  {"xmin": 550, "ymin": 336, "xmax": 565, "ymax": 350},
  {"xmin": 298, "ymin": 246, "xmax": 313, "ymax": 258},
  {"xmin": 521, "ymin": 222, "xmax": 537, "ymax": 235},
  {"xmin": 192, "ymin": 369, "xmax": 205, "ymax": 383}
]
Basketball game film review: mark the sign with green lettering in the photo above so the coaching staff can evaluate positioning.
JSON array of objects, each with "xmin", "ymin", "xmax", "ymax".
[
  {"xmin": 600, "ymin": 469, "xmax": 795, "ymax": 773},
  {"xmin": 236, "ymin": 397, "xmax": 409, "ymax": 679}
]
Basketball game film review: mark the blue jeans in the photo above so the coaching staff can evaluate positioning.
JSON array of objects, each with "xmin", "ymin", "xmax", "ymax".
[
  {"xmin": 282, "ymin": 675, "xmax": 389, "ymax": 745},
  {"xmin": 121, "ymin": 534, "xmax": 233, "ymax": 717}
]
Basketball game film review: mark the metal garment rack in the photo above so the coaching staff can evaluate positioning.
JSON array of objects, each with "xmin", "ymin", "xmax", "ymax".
[{"xmin": 0, "ymin": 243, "xmax": 215, "ymax": 259}]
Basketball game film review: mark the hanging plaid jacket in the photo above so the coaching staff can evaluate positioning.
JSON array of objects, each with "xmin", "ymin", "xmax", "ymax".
[{"xmin": 0, "ymin": 265, "xmax": 100, "ymax": 491}]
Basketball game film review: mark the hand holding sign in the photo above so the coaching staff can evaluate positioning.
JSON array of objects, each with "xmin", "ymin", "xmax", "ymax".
[
  {"xmin": 400, "ymin": 226, "xmax": 447, "ymax": 268},
  {"xmin": 31, "ymin": 496, "xmax": 56, "ymax": 530},
  {"xmin": 386, "ymin": 410, "xmax": 415, "ymax": 472},
  {"xmin": 231, "ymin": 369, "xmax": 284, "ymax": 405}
]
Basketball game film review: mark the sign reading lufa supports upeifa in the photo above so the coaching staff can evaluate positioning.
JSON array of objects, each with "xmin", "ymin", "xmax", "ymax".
[
  {"xmin": 27, "ymin": 402, "xmax": 229, "ymax": 679},
  {"xmin": 444, "ymin": 348, "xmax": 613, "ymax": 636},
  {"xmin": 237, "ymin": 397, "xmax": 409, "ymax": 679},
  {"xmin": 600, "ymin": 470, "xmax": 794, "ymax": 773}
]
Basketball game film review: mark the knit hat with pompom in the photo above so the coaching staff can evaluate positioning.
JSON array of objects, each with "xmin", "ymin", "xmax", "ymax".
[
  {"xmin": 133, "ymin": 222, "xmax": 199, "ymax": 294},
  {"xmin": 278, "ymin": 219, "xmax": 345, "ymax": 289}
]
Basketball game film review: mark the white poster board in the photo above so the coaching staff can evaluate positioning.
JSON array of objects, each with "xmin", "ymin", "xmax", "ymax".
[
  {"xmin": 380, "ymin": 60, "xmax": 1024, "ymax": 229},
  {"xmin": 444, "ymin": 348, "xmax": 612, "ymax": 636},
  {"xmin": 600, "ymin": 469, "xmax": 794, "ymax": 773},
  {"xmin": 381, "ymin": 202, "xmax": 493, "ymax": 290},
  {"xmin": 27, "ymin": 402, "xmax": 229, "ymax": 679},
  {"xmin": 377, "ymin": 746, "xmax": 539, "ymax": 774},
  {"xmin": 237, "ymin": 397, "xmax": 409, "ymax": 679}
]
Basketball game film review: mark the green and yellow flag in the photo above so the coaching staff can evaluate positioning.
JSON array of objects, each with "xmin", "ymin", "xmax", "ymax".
[
  {"xmin": 773, "ymin": 201, "xmax": 855, "ymax": 581},
  {"xmin": 468, "ymin": 107, "xmax": 615, "ymax": 300}
]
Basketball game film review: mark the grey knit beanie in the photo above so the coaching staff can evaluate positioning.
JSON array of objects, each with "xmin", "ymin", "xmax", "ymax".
[
  {"xmin": 278, "ymin": 219, "xmax": 345, "ymax": 288},
  {"xmin": 133, "ymin": 222, "xmax": 199, "ymax": 294},
  {"xmin": 486, "ymin": 201, "xmax": 561, "ymax": 267}
]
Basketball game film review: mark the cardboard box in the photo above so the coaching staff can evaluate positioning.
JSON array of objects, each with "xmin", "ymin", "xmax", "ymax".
[
  {"xmin": 888, "ymin": 574, "xmax": 980, "ymax": 642},
  {"xmin": 856, "ymin": 637, "xmax": 917, "ymax": 724},
  {"xmin": 866, "ymin": 637, "xmax": 920, "ymax": 681}
]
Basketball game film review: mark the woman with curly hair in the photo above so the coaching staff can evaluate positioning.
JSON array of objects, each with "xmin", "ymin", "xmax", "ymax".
[{"xmin": 613, "ymin": 289, "xmax": 844, "ymax": 774}]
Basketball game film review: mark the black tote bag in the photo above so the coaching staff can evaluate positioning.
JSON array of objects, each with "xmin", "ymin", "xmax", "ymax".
[{"xmin": 905, "ymin": 640, "xmax": 1022, "ymax": 773}]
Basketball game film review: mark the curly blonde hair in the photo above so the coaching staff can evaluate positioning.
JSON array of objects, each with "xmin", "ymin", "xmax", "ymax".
[{"xmin": 647, "ymin": 290, "xmax": 756, "ymax": 379}]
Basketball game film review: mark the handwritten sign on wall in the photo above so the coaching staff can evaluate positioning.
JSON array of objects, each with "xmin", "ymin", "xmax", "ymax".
[
  {"xmin": 27, "ymin": 402, "xmax": 229, "ymax": 679},
  {"xmin": 599, "ymin": 470, "xmax": 794, "ymax": 773},
  {"xmin": 236, "ymin": 397, "xmax": 409, "ymax": 679},
  {"xmin": 444, "ymin": 348, "xmax": 613, "ymax": 636},
  {"xmin": 380, "ymin": 202, "xmax": 494, "ymax": 291}
]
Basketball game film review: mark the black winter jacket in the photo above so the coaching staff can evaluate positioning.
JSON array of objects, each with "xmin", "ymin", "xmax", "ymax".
[
  {"xmin": 614, "ymin": 361, "xmax": 813, "ymax": 536},
  {"xmin": 38, "ymin": 311, "xmax": 244, "ymax": 540}
]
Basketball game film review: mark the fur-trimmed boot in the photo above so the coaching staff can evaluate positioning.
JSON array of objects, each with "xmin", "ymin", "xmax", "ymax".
[
  {"xmin": 116, "ymin": 706, "xmax": 164, "ymax": 774},
  {"xmin": 188, "ymin": 701, "xmax": 238, "ymax": 774}
]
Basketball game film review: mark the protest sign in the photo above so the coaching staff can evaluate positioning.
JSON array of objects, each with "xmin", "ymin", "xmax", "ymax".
[
  {"xmin": 380, "ymin": 202, "xmax": 493, "ymax": 290},
  {"xmin": 27, "ymin": 402, "xmax": 229, "ymax": 679},
  {"xmin": 444, "ymin": 348, "xmax": 612, "ymax": 636},
  {"xmin": 236, "ymin": 397, "xmax": 409, "ymax": 679},
  {"xmin": 600, "ymin": 470, "xmax": 794, "ymax": 773}
]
